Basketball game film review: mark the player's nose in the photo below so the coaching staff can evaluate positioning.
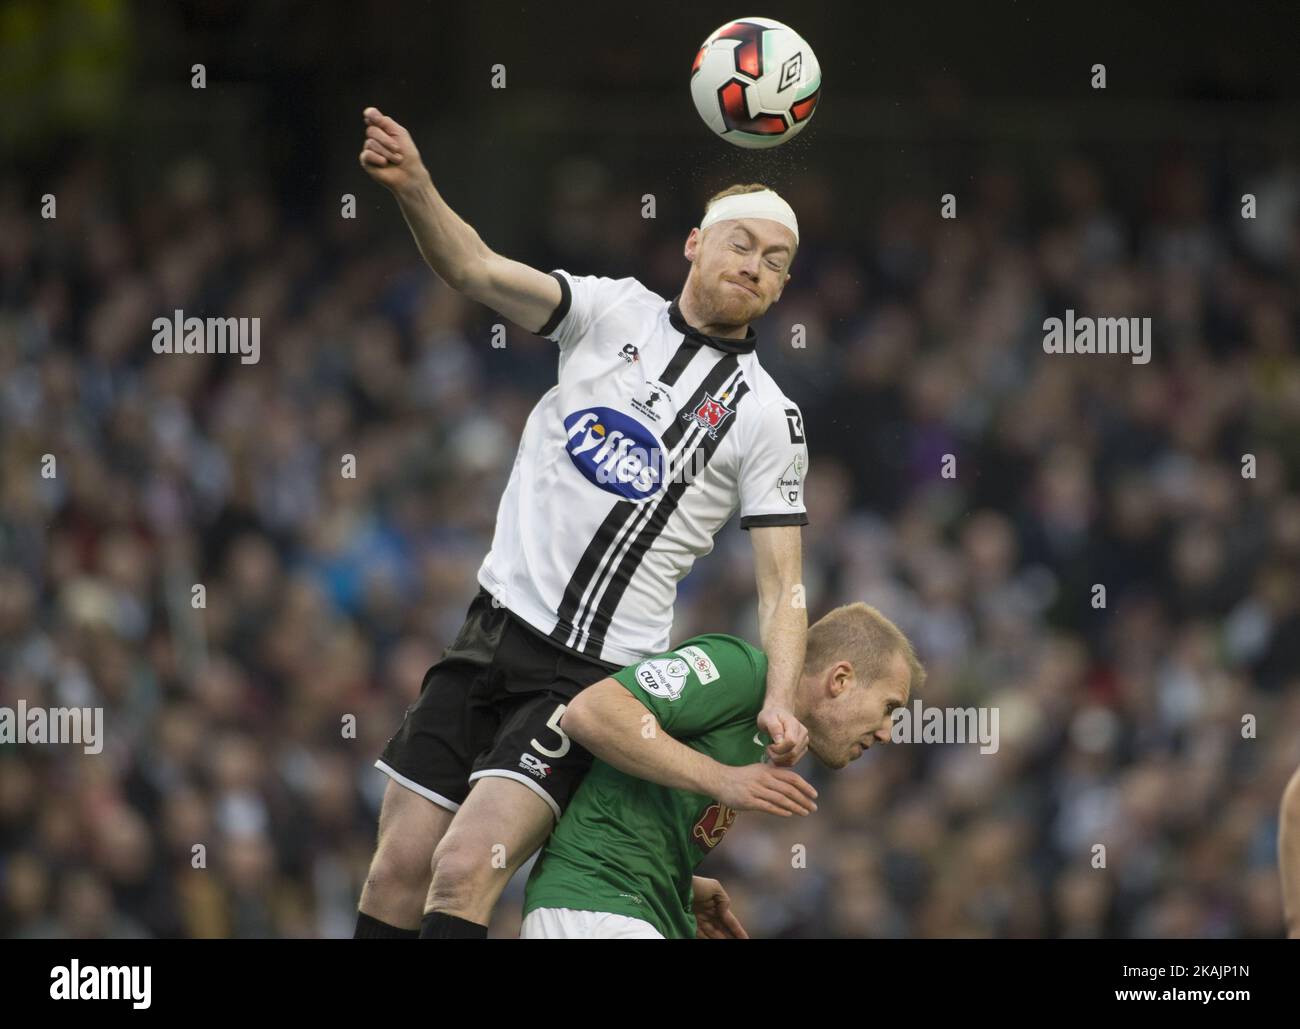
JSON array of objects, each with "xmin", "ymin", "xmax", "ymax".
[{"xmin": 736, "ymin": 252, "xmax": 762, "ymax": 279}]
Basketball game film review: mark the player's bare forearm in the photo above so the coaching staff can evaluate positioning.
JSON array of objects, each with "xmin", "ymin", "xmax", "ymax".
[
  {"xmin": 391, "ymin": 176, "xmax": 492, "ymax": 291},
  {"xmin": 1281, "ymin": 765, "xmax": 1300, "ymax": 938},
  {"xmin": 751, "ymin": 524, "xmax": 806, "ymax": 711},
  {"xmin": 358, "ymin": 107, "xmax": 488, "ymax": 289},
  {"xmin": 358, "ymin": 107, "xmax": 560, "ymax": 331},
  {"xmin": 560, "ymin": 681, "xmax": 726, "ymax": 795},
  {"xmin": 562, "ymin": 679, "xmax": 817, "ymax": 817},
  {"xmin": 750, "ymin": 524, "xmax": 809, "ymax": 762},
  {"xmin": 756, "ymin": 587, "xmax": 806, "ymax": 710}
]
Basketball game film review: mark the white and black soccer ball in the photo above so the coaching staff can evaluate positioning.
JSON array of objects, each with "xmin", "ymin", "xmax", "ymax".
[{"xmin": 689, "ymin": 16, "xmax": 822, "ymax": 149}]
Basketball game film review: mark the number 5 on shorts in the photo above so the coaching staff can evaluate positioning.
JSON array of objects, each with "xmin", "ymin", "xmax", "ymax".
[{"xmin": 530, "ymin": 703, "xmax": 570, "ymax": 758}]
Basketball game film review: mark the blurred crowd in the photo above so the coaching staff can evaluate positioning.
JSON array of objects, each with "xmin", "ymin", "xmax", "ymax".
[{"xmin": 2, "ymin": 139, "xmax": 1299, "ymax": 938}]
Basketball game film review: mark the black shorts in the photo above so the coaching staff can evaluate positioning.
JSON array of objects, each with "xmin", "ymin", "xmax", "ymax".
[{"xmin": 376, "ymin": 586, "xmax": 623, "ymax": 820}]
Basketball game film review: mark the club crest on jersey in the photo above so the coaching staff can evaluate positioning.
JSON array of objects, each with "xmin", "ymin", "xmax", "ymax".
[
  {"xmin": 564, "ymin": 407, "xmax": 665, "ymax": 500},
  {"xmin": 633, "ymin": 657, "xmax": 691, "ymax": 701},
  {"xmin": 681, "ymin": 390, "xmax": 735, "ymax": 439},
  {"xmin": 692, "ymin": 801, "xmax": 737, "ymax": 851}
]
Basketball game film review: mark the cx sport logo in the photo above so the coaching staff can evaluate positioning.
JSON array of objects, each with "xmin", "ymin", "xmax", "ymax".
[{"xmin": 564, "ymin": 407, "xmax": 667, "ymax": 500}]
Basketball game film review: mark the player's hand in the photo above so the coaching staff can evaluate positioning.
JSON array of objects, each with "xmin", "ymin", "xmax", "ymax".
[
  {"xmin": 716, "ymin": 762, "xmax": 817, "ymax": 817},
  {"xmin": 692, "ymin": 877, "xmax": 748, "ymax": 939},
  {"xmin": 758, "ymin": 703, "xmax": 809, "ymax": 766},
  {"xmin": 358, "ymin": 107, "xmax": 430, "ymax": 195}
]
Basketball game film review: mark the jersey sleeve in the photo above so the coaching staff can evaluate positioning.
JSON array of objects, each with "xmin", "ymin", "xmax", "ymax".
[
  {"xmin": 737, "ymin": 399, "xmax": 809, "ymax": 530},
  {"xmin": 534, "ymin": 268, "xmax": 634, "ymax": 351},
  {"xmin": 611, "ymin": 638, "xmax": 763, "ymax": 738}
]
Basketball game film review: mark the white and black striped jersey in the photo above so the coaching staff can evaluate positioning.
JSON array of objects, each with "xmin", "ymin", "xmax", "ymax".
[{"xmin": 477, "ymin": 268, "xmax": 809, "ymax": 667}]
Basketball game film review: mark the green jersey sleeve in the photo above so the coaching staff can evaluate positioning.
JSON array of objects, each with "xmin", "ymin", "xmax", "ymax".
[{"xmin": 611, "ymin": 635, "xmax": 766, "ymax": 738}]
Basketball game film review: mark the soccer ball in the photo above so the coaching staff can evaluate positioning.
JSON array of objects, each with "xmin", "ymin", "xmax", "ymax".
[{"xmin": 690, "ymin": 16, "xmax": 822, "ymax": 149}]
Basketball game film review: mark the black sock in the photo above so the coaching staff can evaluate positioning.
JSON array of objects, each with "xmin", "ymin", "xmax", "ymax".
[
  {"xmin": 354, "ymin": 911, "xmax": 419, "ymax": 939},
  {"xmin": 419, "ymin": 911, "xmax": 488, "ymax": 939}
]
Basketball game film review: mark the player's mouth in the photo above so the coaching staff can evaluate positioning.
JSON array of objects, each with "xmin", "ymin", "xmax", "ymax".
[{"xmin": 726, "ymin": 279, "xmax": 759, "ymax": 298}]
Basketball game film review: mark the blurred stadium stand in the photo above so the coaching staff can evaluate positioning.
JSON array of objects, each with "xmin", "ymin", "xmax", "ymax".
[{"xmin": 2, "ymin": 0, "xmax": 1299, "ymax": 937}]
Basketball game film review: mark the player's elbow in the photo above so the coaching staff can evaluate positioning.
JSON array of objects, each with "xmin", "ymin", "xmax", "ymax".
[
  {"xmin": 442, "ymin": 240, "xmax": 496, "ymax": 296},
  {"xmin": 560, "ymin": 678, "xmax": 622, "ymax": 750},
  {"xmin": 559, "ymin": 686, "xmax": 601, "ymax": 747},
  {"xmin": 443, "ymin": 256, "xmax": 482, "ymax": 295}
]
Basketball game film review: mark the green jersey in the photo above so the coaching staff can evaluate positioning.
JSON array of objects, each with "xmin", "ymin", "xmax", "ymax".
[{"xmin": 523, "ymin": 633, "xmax": 769, "ymax": 939}]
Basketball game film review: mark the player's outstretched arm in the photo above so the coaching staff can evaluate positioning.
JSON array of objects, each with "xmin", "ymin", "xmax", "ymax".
[
  {"xmin": 750, "ymin": 524, "xmax": 810, "ymax": 766},
  {"xmin": 358, "ymin": 106, "xmax": 561, "ymax": 333},
  {"xmin": 561, "ymin": 679, "xmax": 817, "ymax": 817},
  {"xmin": 1282, "ymin": 764, "xmax": 1300, "ymax": 938}
]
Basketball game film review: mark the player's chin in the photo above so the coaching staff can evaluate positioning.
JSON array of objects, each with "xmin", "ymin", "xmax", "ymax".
[
  {"xmin": 838, "ymin": 742, "xmax": 867, "ymax": 767},
  {"xmin": 810, "ymin": 742, "xmax": 850, "ymax": 770},
  {"xmin": 718, "ymin": 280, "xmax": 762, "ymax": 314}
]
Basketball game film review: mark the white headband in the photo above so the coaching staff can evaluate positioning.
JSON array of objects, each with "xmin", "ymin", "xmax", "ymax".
[{"xmin": 700, "ymin": 189, "xmax": 799, "ymax": 245}]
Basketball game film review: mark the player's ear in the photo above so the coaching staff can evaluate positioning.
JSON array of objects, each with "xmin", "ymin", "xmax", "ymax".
[
  {"xmin": 827, "ymin": 661, "xmax": 853, "ymax": 698},
  {"xmin": 684, "ymin": 227, "xmax": 701, "ymax": 262}
]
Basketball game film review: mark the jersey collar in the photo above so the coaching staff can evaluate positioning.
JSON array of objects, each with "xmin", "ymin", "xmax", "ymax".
[{"xmin": 668, "ymin": 295, "xmax": 758, "ymax": 355}]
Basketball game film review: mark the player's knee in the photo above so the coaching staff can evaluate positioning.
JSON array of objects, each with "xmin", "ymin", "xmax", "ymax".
[
  {"xmin": 428, "ymin": 836, "xmax": 502, "ymax": 903},
  {"xmin": 369, "ymin": 829, "xmax": 434, "ymax": 896}
]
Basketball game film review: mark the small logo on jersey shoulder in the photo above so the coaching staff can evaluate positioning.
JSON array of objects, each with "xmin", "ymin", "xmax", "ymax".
[
  {"xmin": 692, "ymin": 801, "xmax": 737, "ymax": 851},
  {"xmin": 675, "ymin": 645, "xmax": 719, "ymax": 684},
  {"xmin": 564, "ymin": 407, "xmax": 665, "ymax": 500},
  {"xmin": 618, "ymin": 343, "xmax": 640, "ymax": 364},
  {"xmin": 630, "ymin": 380, "xmax": 675, "ymax": 423},
  {"xmin": 633, "ymin": 657, "xmax": 691, "ymax": 701},
  {"xmin": 777, "ymin": 453, "xmax": 804, "ymax": 506},
  {"xmin": 681, "ymin": 390, "xmax": 735, "ymax": 440},
  {"xmin": 784, "ymin": 407, "xmax": 804, "ymax": 444},
  {"xmin": 519, "ymin": 753, "xmax": 552, "ymax": 779}
]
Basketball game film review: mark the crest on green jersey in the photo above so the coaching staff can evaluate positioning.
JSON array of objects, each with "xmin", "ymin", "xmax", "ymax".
[{"xmin": 633, "ymin": 657, "xmax": 691, "ymax": 701}]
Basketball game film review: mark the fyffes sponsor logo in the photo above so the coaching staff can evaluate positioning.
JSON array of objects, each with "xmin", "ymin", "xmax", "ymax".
[{"xmin": 564, "ymin": 407, "xmax": 665, "ymax": 499}]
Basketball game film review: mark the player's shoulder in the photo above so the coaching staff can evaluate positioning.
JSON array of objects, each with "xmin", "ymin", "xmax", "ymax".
[
  {"xmin": 735, "ymin": 354, "xmax": 801, "ymax": 417},
  {"xmin": 555, "ymin": 268, "xmax": 664, "ymax": 315},
  {"xmin": 672, "ymin": 633, "xmax": 767, "ymax": 684}
]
